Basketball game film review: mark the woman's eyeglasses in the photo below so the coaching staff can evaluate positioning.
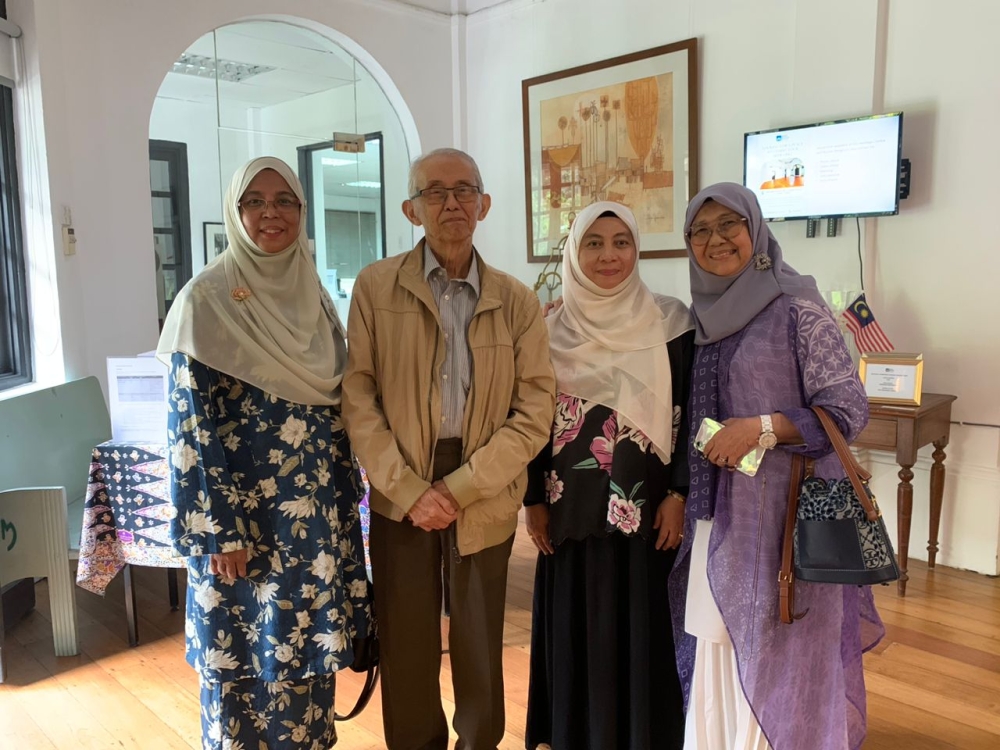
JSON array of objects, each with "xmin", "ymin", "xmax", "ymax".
[
  {"xmin": 686, "ymin": 217, "xmax": 748, "ymax": 247},
  {"xmin": 239, "ymin": 197, "xmax": 301, "ymax": 214},
  {"xmin": 410, "ymin": 185, "xmax": 481, "ymax": 204}
]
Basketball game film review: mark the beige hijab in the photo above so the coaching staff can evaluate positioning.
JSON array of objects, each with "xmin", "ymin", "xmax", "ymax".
[
  {"xmin": 546, "ymin": 201, "xmax": 693, "ymax": 461},
  {"xmin": 157, "ymin": 157, "xmax": 347, "ymax": 406}
]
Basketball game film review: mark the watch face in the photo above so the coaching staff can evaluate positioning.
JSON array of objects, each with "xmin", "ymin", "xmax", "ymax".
[{"xmin": 759, "ymin": 432, "xmax": 778, "ymax": 450}]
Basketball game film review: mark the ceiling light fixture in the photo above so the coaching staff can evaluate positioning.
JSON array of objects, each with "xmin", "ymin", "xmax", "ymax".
[{"xmin": 171, "ymin": 53, "xmax": 276, "ymax": 83}]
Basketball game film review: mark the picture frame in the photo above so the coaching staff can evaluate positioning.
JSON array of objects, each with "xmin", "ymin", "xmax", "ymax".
[
  {"xmin": 859, "ymin": 352, "xmax": 924, "ymax": 406},
  {"xmin": 203, "ymin": 222, "xmax": 227, "ymax": 264},
  {"xmin": 521, "ymin": 38, "xmax": 699, "ymax": 263}
]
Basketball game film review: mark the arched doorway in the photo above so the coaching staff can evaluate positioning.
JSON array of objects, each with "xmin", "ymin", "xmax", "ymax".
[{"xmin": 148, "ymin": 19, "xmax": 418, "ymax": 327}]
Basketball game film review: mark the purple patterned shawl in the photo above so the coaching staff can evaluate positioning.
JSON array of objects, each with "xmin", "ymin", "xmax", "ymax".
[{"xmin": 669, "ymin": 296, "xmax": 884, "ymax": 750}]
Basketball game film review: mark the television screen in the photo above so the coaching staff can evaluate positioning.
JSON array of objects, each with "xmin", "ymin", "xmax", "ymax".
[{"xmin": 743, "ymin": 113, "xmax": 903, "ymax": 221}]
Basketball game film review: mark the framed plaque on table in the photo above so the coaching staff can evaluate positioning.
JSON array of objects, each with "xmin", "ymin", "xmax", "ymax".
[{"xmin": 859, "ymin": 352, "xmax": 924, "ymax": 406}]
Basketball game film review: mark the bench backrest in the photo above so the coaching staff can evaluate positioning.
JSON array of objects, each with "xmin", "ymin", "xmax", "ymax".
[{"xmin": 0, "ymin": 377, "xmax": 112, "ymax": 510}]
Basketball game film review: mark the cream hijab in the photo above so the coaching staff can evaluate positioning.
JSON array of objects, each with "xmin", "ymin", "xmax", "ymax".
[
  {"xmin": 157, "ymin": 157, "xmax": 347, "ymax": 406},
  {"xmin": 546, "ymin": 201, "xmax": 693, "ymax": 461}
]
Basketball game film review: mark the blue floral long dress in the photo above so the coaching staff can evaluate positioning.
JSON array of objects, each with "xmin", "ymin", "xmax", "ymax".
[{"xmin": 167, "ymin": 353, "xmax": 373, "ymax": 750}]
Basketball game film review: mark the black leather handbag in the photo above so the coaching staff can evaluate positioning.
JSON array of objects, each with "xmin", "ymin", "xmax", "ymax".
[{"xmin": 780, "ymin": 406, "xmax": 900, "ymax": 624}]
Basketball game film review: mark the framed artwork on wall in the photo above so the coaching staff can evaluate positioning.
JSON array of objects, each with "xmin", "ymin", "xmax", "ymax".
[
  {"xmin": 203, "ymin": 222, "xmax": 226, "ymax": 264},
  {"xmin": 522, "ymin": 38, "xmax": 699, "ymax": 262}
]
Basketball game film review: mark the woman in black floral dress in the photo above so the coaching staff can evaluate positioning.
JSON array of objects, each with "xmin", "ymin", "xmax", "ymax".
[{"xmin": 525, "ymin": 202, "xmax": 694, "ymax": 750}]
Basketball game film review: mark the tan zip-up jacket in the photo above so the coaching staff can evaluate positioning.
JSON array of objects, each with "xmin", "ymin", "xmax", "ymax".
[{"xmin": 341, "ymin": 242, "xmax": 556, "ymax": 556}]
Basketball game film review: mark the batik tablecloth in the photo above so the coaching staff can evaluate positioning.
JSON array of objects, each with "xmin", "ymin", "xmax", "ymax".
[{"xmin": 76, "ymin": 442, "xmax": 372, "ymax": 595}]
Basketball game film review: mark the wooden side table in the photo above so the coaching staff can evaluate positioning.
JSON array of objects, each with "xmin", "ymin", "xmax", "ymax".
[{"xmin": 852, "ymin": 393, "xmax": 957, "ymax": 595}]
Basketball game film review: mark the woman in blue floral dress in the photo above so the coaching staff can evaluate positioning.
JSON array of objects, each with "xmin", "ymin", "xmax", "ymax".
[
  {"xmin": 157, "ymin": 157, "xmax": 373, "ymax": 750},
  {"xmin": 524, "ymin": 202, "xmax": 694, "ymax": 750}
]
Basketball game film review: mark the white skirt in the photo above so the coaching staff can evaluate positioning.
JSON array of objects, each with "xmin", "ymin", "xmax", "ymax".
[{"xmin": 683, "ymin": 519, "xmax": 771, "ymax": 750}]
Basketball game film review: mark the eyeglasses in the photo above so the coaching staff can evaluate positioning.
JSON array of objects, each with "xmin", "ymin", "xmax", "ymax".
[
  {"xmin": 410, "ymin": 185, "xmax": 481, "ymax": 204},
  {"xmin": 686, "ymin": 217, "xmax": 748, "ymax": 247},
  {"xmin": 239, "ymin": 197, "xmax": 301, "ymax": 214}
]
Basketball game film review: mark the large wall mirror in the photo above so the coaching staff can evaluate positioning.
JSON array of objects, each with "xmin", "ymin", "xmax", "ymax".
[{"xmin": 149, "ymin": 20, "xmax": 411, "ymax": 327}]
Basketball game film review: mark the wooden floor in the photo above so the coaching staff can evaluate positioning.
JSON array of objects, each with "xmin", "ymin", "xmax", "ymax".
[{"xmin": 2, "ymin": 519, "xmax": 999, "ymax": 749}]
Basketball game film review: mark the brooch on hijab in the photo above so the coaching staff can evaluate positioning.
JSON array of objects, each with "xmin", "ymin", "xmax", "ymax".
[
  {"xmin": 753, "ymin": 253, "xmax": 773, "ymax": 271},
  {"xmin": 231, "ymin": 287, "xmax": 252, "ymax": 302}
]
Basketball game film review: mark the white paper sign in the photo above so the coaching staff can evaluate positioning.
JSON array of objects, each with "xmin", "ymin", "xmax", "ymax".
[
  {"xmin": 107, "ymin": 356, "xmax": 169, "ymax": 444},
  {"xmin": 863, "ymin": 363, "xmax": 919, "ymax": 402}
]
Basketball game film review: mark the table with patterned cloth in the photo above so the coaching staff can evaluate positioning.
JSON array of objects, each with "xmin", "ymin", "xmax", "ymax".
[
  {"xmin": 75, "ymin": 442, "xmax": 180, "ymax": 646},
  {"xmin": 76, "ymin": 442, "xmax": 373, "ymax": 644}
]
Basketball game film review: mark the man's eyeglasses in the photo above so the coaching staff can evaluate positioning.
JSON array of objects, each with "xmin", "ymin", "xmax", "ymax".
[
  {"xmin": 410, "ymin": 185, "xmax": 481, "ymax": 204},
  {"xmin": 686, "ymin": 217, "xmax": 748, "ymax": 247},
  {"xmin": 239, "ymin": 197, "xmax": 301, "ymax": 214}
]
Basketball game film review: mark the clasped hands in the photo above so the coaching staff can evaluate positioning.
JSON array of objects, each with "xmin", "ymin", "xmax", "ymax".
[{"xmin": 407, "ymin": 480, "xmax": 460, "ymax": 531}]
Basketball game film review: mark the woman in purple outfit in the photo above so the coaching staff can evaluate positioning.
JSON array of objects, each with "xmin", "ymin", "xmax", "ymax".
[{"xmin": 668, "ymin": 183, "xmax": 884, "ymax": 750}]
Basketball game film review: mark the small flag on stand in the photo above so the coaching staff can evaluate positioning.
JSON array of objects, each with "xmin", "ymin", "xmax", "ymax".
[{"xmin": 842, "ymin": 293, "xmax": 894, "ymax": 353}]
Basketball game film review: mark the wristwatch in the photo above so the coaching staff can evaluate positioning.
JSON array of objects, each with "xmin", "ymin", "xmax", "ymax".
[{"xmin": 758, "ymin": 414, "xmax": 778, "ymax": 449}]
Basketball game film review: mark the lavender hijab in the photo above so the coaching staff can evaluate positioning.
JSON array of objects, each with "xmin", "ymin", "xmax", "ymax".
[{"xmin": 685, "ymin": 182, "xmax": 825, "ymax": 345}]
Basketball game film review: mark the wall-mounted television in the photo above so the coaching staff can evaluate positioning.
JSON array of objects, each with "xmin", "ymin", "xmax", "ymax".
[{"xmin": 743, "ymin": 112, "xmax": 903, "ymax": 221}]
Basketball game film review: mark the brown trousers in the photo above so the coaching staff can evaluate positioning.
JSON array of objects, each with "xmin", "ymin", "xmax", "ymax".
[{"xmin": 370, "ymin": 439, "xmax": 514, "ymax": 750}]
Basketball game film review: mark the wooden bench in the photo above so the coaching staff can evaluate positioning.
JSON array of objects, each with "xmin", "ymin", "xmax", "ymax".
[{"xmin": 0, "ymin": 377, "xmax": 112, "ymax": 676}]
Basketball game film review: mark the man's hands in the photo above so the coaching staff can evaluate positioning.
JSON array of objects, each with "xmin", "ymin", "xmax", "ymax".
[{"xmin": 407, "ymin": 481, "xmax": 460, "ymax": 531}]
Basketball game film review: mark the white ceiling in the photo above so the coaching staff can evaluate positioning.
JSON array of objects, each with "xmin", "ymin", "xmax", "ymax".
[
  {"xmin": 395, "ymin": 0, "xmax": 512, "ymax": 14},
  {"xmin": 158, "ymin": 22, "xmax": 358, "ymax": 108}
]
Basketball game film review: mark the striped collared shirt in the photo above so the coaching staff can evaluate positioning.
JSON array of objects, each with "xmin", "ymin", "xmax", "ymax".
[{"xmin": 424, "ymin": 243, "xmax": 480, "ymax": 440}]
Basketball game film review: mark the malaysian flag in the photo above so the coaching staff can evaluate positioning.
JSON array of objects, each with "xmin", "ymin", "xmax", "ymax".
[{"xmin": 843, "ymin": 293, "xmax": 894, "ymax": 353}]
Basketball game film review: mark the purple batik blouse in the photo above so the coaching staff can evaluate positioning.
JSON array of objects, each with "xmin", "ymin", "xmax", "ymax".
[{"xmin": 669, "ymin": 295, "xmax": 884, "ymax": 750}]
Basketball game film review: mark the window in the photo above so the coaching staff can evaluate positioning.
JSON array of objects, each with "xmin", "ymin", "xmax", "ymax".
[{"xmin": 0, "ymin": 83, "xmax": 30, "ymax": 391}]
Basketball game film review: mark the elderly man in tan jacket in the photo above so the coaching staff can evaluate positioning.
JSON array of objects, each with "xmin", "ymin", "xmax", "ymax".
[{"xmin": 342, "ymin": 147, "xmax": 556, "ymax": 750}]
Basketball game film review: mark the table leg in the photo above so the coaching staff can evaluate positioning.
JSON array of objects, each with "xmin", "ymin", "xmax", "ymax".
[
  {"xmin": 124, "ymin": 564, "xmax": 139, "ymax": 647},
  {"xmin": 896, "ymin": 464, "xmax": 914, "ymax": 596},
  {"xmin": 167, "ymin": 569, "xmax": 179, "ymax": 611},
  {"xmin": 928, "ymin": 440, "xmax": 948, "ymax": 568}
]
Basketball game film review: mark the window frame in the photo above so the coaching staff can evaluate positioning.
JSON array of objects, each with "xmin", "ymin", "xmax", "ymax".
[{"xmin": 0, "ymin": 82, "xmax": 31, "ymax": 391}]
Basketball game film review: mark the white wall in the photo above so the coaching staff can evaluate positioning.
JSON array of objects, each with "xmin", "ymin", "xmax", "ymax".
[
  {"xmin": 7, "ymin": 0, "xmax": 452, "ymax": 386},
  {"xmin": 465, "ymin": 0, "xmax": 1000, "ymax": 575}
]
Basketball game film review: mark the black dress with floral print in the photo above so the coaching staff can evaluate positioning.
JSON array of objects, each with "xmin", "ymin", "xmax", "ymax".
[
  {"xmin": 524, "ymin": 331, "xmax": 694, "ymax": 750},
  {"xmin": 524, "ymin": 332, "xmax": 694, "ymax": 544}
]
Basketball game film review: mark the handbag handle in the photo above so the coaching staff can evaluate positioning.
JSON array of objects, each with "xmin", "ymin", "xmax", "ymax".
[
  {"xmin": 810, "ymin": 406, "xmax": 879, "ymax": 522},
  {"xmin": 780, "ymin": 454, "xmax": 808, "ymax": 625},
  {"xmin": 335, "ymin": 663, "xmax": 379, "ymax": 721}
]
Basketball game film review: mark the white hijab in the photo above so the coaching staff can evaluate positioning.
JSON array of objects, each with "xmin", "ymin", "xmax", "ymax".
[
  {"xmin": 546, "ymin": 201, "xmax": 693, "ymax": 461},
  {"xmin": 157, "ymin": 157, "xmax": 347, "ymax": 406}
]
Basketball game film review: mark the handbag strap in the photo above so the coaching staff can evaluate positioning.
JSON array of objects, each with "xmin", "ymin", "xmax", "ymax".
[
  {"xmin": 335, "ymin": 663, "xmax": 380, "ymax": 721},
  {"xmin": 810, "ymin": 406, "xmax": 880, "ymax": 521},
  {"xmin": 780, "ymin": 454, "xmax": 805, "ymax": 625}
]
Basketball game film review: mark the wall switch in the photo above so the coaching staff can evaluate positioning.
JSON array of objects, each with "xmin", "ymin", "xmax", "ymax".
[
  {"xmin": 62, "ymin": 206, "xmax": 72, "ymax": 226},
  {"xmin": 62, "ymin": 225, "xmax": 77, "ymax": 256}
]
